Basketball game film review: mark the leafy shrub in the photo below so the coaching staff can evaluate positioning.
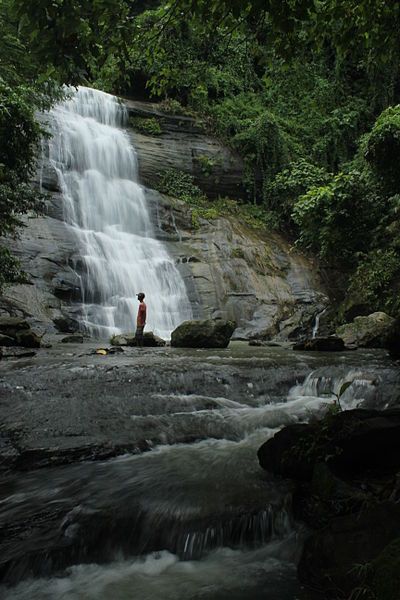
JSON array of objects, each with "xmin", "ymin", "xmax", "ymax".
[
  {"xmin": 292, "ymin": 170, "xmax": 379, "ymax": 263},
  {"xmin": 194, "ymin": 154, "xmax": 220, "ymax": 177},
  {"xmin": 363, "ymin": 105, "xmax": 400, "ymax": 192},
  {"xmin": 157, "ymin": 169, "xmax": 205, "ymax": 203},
  {"xmin": 265, "ymin": 159, "xmax": 330, "ymax": 230},
  {"xmin": 348, "ymin": 249, "xmax": 400, "ymax": 316},
  {"xmin": 129, "ymin": 116, "xmax": 162, "ymax": 136}
]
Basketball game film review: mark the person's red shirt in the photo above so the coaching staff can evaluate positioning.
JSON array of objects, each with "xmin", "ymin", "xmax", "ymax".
[{"xmin": 137, "ymin": 302, "xmax": 147, "ymax": 327}]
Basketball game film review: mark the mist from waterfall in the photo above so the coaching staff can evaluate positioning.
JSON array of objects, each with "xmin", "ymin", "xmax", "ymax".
[{"xmin": 47, "ymin": 86, "xmax": 192, "ymax": 339}]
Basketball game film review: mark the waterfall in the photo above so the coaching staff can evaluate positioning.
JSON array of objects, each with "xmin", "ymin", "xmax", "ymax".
[
  {"xmin": 47, "ymin": 86, "xmax": 192, "ymax": 339},
  {"xmin": 311, "ymin": 307, "xmax": 327, "ymax": 339}
]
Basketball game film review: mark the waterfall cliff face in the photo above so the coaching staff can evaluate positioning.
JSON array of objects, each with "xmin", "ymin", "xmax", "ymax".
[{"xmin": 47, "ymin": 86, "xmax": 192, "ymax": 339}]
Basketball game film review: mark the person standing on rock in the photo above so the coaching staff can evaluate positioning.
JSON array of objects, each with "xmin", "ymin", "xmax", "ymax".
[{"xmin": 135, "ymin": 292, "xmax": 147, "ymax": 347}]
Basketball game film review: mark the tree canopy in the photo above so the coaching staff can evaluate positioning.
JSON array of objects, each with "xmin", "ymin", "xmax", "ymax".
[{"xmin": 1, "ymin": 0, "xmax": 400, "ymax": 317}]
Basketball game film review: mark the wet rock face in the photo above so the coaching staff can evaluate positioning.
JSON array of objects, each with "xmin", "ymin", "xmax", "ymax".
[
  {"xmin": 171, "ymin": 319, "xmax": 236, "ymax": 348},
  {"xmin": 125, "ymin": 100, "xmax": 244, "ymax": 200},
  {"xmin": 149, "ymin": 190, "xmax": 327, "ymax": 341}
]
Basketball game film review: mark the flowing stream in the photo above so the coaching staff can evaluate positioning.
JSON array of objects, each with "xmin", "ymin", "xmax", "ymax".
[
  {"xmin": 1, "ymin": 344, "xmax": 398, "ymax": 600},
  {"xmin": 47, "ymin": 86, "xmax": 192, "ymax": 339}
]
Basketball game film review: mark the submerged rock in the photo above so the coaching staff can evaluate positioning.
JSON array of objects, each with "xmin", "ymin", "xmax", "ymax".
[
  {"xmin": 293, "ymin": 337, "xmax": 345, "ymax": 352},
  {"xmin": 336, "ymin": 311, "xmax": 395, "ymax": 348},
  {"xmin": 171, "ymin": 319, "xmax": 235, "ymax": 348},
  {"xmin": 61, "ymin": 334, "xmax": 84, "ymax": 344}
]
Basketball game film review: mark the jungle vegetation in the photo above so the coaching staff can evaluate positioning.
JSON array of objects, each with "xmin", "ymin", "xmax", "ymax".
[{"xmin": 1, "ymin": 0, "xmax": 399, "ymax": 318}]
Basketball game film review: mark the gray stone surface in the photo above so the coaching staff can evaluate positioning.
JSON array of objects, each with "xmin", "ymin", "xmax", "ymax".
[{"xmin": 125, "ymin": 99, "xmax": 244, "ymax": 199}]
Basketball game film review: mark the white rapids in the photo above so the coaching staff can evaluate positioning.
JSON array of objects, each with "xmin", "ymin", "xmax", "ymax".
[{"xmin": 47, "ymin": 86, "xmax": 192, "ymax": 339}]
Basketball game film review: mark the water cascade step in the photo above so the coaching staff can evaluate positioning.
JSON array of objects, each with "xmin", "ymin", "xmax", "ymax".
[{"xmin": 47, "ymin": 86, "xmax": 192, "ymax": 339}]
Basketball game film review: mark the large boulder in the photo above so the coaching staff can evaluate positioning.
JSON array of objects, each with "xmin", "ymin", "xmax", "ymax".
[
  {"xmin": 171, "ymin": 319, "xmax": 236, "ymax": 348},
  {"xmin": 336, "ymin": 311, "xmax": 395, "ymax": 348}
]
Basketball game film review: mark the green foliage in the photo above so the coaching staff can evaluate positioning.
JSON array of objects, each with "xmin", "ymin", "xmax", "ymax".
[
  {"xmin": 0, "ymin": 246, "xmax": 23, "ymax": 289},
  {"xmin": 194, "ymin": 154, "xmax": 220, "ymax": 177},
  {"xmin": 0, "ymin": 3, "xmax": 63, "ymax": 291},
  {"xmin": 129, "ymin": 116, "xmax": 162, "ymax": 136},
  {"xmin": 158, "ymin": 169, "xmax": 205, "ymax": 204},
  {"xmin": 265, "ymin": 159, "xmax": 330, "ymax": 230},
  {"xmin": 348, "ymin": 249, "xmax": 400, "ymax": 316},
  {"xmin": 363, "ymin": 105, "xmax": 400, "ymax": 193},
  {"xmin": 231, "ymin": 247, "xmax": 245, "ymax": 260},
  {"xmin": 2, "ymin": 0, "xmax": 400, "ymax": 316},
  {"xmin": 292, "ymin": 170, "xmax": 379, "ymax": 264},
  {"xmin": 159, "ymin": 98, "xmax": 186, "ymax": 115}
]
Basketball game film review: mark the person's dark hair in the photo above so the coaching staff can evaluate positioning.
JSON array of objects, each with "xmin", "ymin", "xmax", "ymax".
[{"xmin": 137, "ymin": 292, "xmax": 145, "ymax": 301}]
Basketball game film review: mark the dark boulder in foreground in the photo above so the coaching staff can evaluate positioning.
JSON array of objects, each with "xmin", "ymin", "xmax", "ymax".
[
  {"xmin": 258, "ymin": 408, "xmax": 400, "ymax": 481},
  {"xmin": 293, "ymin": 336, "xmax": 345, "ymax": 352},
  {"xmin": 171, "ymin": 319, "xmax": 235, "ymax": 348},
  {"xmin": 258, "ymin": 408, "xmax": 400, "ymax": 598}
]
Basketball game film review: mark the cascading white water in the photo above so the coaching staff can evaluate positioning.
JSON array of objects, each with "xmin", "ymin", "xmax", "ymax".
[
  {"xmin": 312, "ymin": 307, "xmax": 327, "ymax": 339},
  {"xmin": 48, "ymin": 86, "xmax": 192, "ymax": 339}
]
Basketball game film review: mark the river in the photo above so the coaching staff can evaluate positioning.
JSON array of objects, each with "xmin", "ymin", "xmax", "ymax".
[{"xmin": 0, "ymin": 342, "xmax": 398, "ymax": 599}]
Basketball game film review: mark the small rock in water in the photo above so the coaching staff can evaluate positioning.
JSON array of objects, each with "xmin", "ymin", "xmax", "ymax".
[
  {"xmin": 61, "ymin": 334, "xmax": 84, "ymax": 344},
  {"xmin": 1, "ymin": 348, "xmax": 37, "ymax": 359},
  {"xmin": 110, "ymin": 332, "xmax": 165, "ymax": 347}
]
